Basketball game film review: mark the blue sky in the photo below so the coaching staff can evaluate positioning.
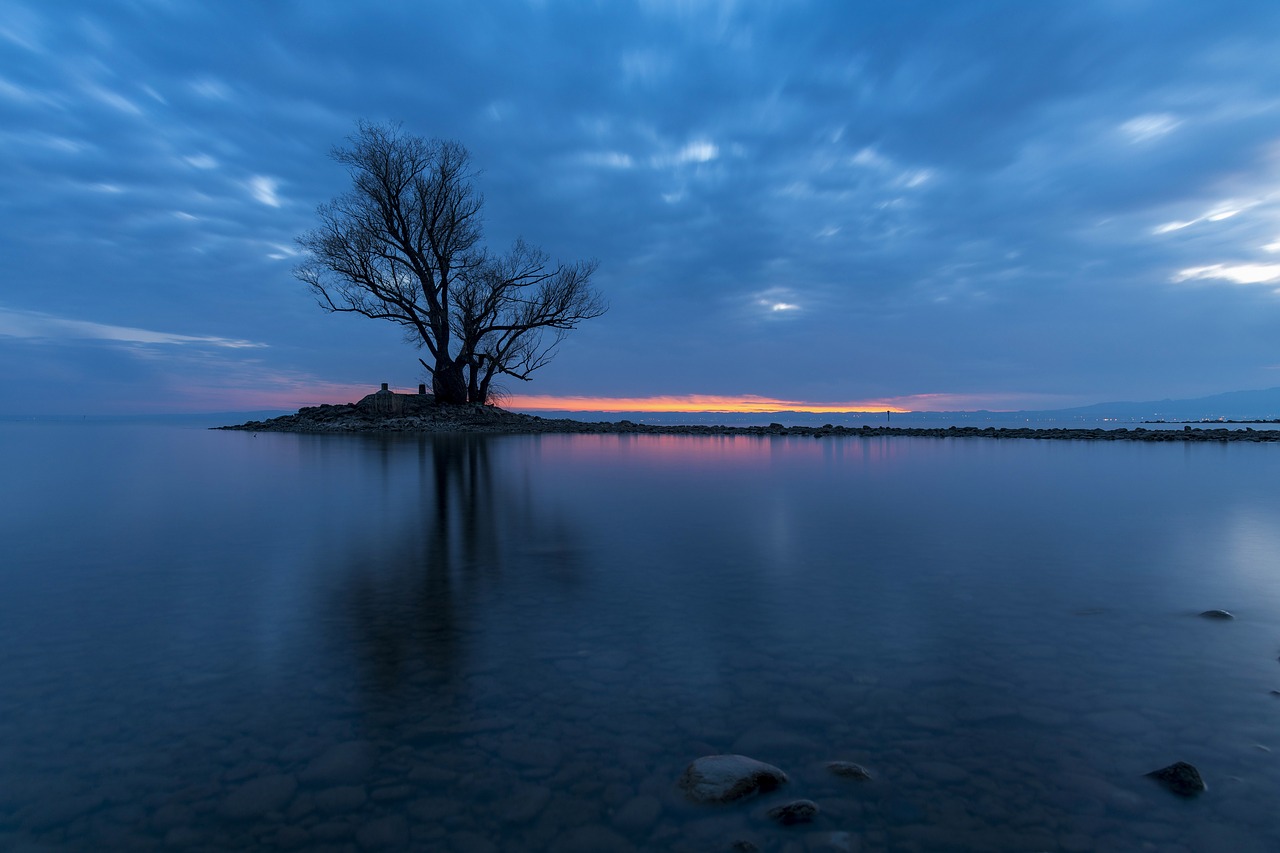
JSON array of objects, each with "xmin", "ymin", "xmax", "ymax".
[{"xmin": 4, "ymin": 0, "xmax": 1280, "ymax": 414}]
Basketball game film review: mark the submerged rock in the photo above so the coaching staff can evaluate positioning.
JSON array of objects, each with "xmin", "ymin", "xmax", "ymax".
[
  {"xmin": 1199, "ymin": 609, "xmax": 1234, "ymax": 619},
  {"xmin": 826, "ymin": 760, "xmax": 872, "ymax": 780},
  {"xmin": 220, "ymin": 774, "xmax": 297, "ymax": 819},
  {"xmin": 678, "ymin": 754, "xmax": 788, "ymax": 803},
  {"xmin": 1146, "ymin": 761, "xmax": 1207, "ymax": 796},
  {"xmin": 299, "ymin": 740, "xmax": 375, "ymax": 785},
  {"xmin": 766, "ymin": 799, "xmax": 820, "ymax": 825}
]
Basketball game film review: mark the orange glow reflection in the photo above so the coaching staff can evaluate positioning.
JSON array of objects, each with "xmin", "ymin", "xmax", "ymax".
[
  {"xmin": 502, "ymin": 393, "xmax": 910, "ymax": 414},
  {"xmin": 525, "ymin": 432, "xmax": 912, "ymax": 468}
]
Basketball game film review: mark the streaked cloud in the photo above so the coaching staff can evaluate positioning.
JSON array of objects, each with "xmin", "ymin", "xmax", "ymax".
[
  {"xmin": 582, "ymin": 151, "xmax": 634, "ymax": 169},
  {"xmin": 0, "ymin": 307, "xmax": 267, "ymax": 349},
  {"xmin": 5, "ymin": 1, "xmax": 1280, "ymax": 415},
  {"xmin": 1173, "ymin": 263, "xmax": 1280, "ymax": 285},
  {"xmin": 83, "ymin": 84, "xmax": 143, "ymax": 116},
  {"xmin": 1153, "ymin": 199, "xmax": 1262, "ymax": 234},
  {"xmin": 246, "ymin": 175, "xmax": 282, "ymax": 207},
  {"xmin": 1119, "ymin": 113, "xmax": 1181, "ymax": 143},
  {"xmin": 189, "ymin": 76, "xmax": 232, "ymax": 101},
  {"xmin": 183, "ymin": 153, "xmax": 218, "ymax": 169}
]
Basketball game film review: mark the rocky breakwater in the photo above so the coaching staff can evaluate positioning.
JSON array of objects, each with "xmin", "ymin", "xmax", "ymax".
[{"xmin": 219, "ymin": 388, "xmax": 1280, "ymax": 441}]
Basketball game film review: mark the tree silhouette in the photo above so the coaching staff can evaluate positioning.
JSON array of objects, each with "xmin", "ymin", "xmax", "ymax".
[{"xmin": 296, "ymin": 122, "xmax": 605, "ymax": 404}]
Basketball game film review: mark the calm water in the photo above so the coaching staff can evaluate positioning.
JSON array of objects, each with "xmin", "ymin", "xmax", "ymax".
[{"xmin": 3, "ymin": 421, "xmax": 1280, "ymax": 852}]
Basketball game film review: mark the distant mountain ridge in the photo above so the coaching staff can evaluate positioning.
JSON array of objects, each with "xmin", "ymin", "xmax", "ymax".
[
  {"xmin": 525, "ymin": 386, "xmax": 1280, "ymax": 427},
  {"xmin": 1038, "ymin": 386, "xmax": 1280, "ymax": 421}
]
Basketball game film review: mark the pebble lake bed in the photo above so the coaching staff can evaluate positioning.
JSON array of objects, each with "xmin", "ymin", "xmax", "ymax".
[{"xmin": 4, "ymin": 411, "xmax": 1280, "ymax": 851}]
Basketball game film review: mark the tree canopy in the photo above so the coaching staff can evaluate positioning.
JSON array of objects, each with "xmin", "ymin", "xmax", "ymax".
[{"xmin": 295, "ymin": 122, "xmax": 605, "ymax": 404}]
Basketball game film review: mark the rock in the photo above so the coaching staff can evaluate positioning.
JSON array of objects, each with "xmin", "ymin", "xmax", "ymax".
[
  {"xmin": 299, "ymin": 741, "xmax": 376, "ymax": 785},
  {"xmin": 25, "ymin": 792, "xmax": 106, "ymax": 830},
  {"xmin": 677, "ymin": 755, "xmax": 789, "ymax": 803},
  {"xmin": 550, "ymin": 824, "xmax": 636, "ymax": 853},
  {"xmin": 369, "ymin": 784, "xmax": 415, "ymax": 802},
  {"xmin": 1199, "ymin": 609, "xmax": 1234, "ymax": 619},
  {"xmin": 356, "ymin": 814, "xmax": 409, "ymax": 850},
  {"xmin": 408, "ymin": 796, "xmax": 461, "ymax": 821},
  {"xmin": 766, "ymin": 798, "xmax": 819, "ymax": 825},
  {"xmin": 447, "ymin": 830, "xmax": 499, "ymax": 853},
  {"xmin": 500, "ymin": 784, "xmax": 551, "ymax": 823},
  {"xmin": 275, "ymin": 826, "xmax": 311, "ymax": 849},
  {"xmin": 610, "ymin": 794, "xmax": 661, "ymax": 831},
  {"xmin": 314, "ymin": 785, "xmax": 367, "ymax": 812},
  {"xmin": 826, "ymin": 761, "xmax": 872, "ymax": 780},
  {"xmin": 220, "ymin": 774, "xmax": 297, "ymax": 819},
  {"xmin": 1146, "ymin": 761, "xmax": 1206, "ymax": 796},
  {"xmin": 498, "ymin": 738, "xmax": 562, "ymax": 768}
]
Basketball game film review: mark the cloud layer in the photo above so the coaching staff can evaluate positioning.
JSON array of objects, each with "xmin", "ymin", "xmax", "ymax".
[{"xmin": 4, "ymin": 1, "xmax": 1280, "ymax": 413}]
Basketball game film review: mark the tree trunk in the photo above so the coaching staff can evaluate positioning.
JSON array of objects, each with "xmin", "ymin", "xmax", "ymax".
[
  {"xmin": 432, "ymin": 358, "xmax": 468, "ymax": 403},
  {"xmin": 465, "ymin": 358, "xmax": 480, "ymax": 404}
]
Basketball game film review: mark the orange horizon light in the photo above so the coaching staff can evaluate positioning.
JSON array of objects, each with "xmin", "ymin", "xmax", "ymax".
[{"xmin": 499, "ymin": 393, "xmax": 912, "ymax": 414}]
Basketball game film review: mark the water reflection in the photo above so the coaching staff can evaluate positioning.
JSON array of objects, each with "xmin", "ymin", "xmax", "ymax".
[
  {"xmin": 5, "ymin": 426, "xmax": 1280, "ymax": 850},
  {"xmin": 335, "ymin": 435, "xmax": 581, "ymax": 700}
]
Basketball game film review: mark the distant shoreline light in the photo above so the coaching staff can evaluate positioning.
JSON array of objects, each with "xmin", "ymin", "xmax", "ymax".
[{"xmin": 501, "ymin": 394, "xmax": 912, "ymax": 414}]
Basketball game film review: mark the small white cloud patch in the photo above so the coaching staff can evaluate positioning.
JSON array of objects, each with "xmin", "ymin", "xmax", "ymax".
[
  {"xmin": 897, "ymin": 168, "xmax": 932, "ymax": 188},
  {"xmin": 851, "ymin": 147, "xmax": 890, "ymax": 169},
  {"xmin": 189, "ymin": 77, "xmax": 232, "ymax": 100},
  {"xmin": 675, "ymin": 140, "xmax": 718, "ymax": 164},
  {"xmin": 84, "ymin": 84, "xmax": 143, "ymax": 116},
  {"xmin": 751, "ymin": 287, "xmax": 803, "ymax": 316},
  {"xmin": 584, "ymin": 151, "xmax": 634, "ymax": 169},
  {"xmin": 1120, "ymin": 113, "xmax": 1181, "ymax": 143},
  {"xmin": 266, "ymin": 243, "xmax": 299, "ymax": 260},
  {"xmin": 1153, "ymin": 199, "xmax": 1258, "ymax": 235},
  {"xmin": 183, "ymin": 153, "xmax": 218, "ymax": 169},
  {"xmin": 1173, "ymin": 263, "xmax": 1280, "ymax": 285},
  {"xmin": 247, "ymin": 175, "xmax": 282, "ymax": 207}
]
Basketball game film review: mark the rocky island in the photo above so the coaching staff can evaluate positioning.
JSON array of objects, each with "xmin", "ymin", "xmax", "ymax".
[{"xmin": 217, "ymin": 386, "xmax": 1280, "ymax": 442}]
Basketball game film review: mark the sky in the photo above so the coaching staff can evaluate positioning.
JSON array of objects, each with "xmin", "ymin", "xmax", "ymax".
[{"xmin": 5, "ymin": 0, "xmax": 1280, "ymax": 415}]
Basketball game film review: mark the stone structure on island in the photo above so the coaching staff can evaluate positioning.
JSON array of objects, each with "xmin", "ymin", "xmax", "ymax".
[{"xmin": 219, "ymin": 385, "xmax": 1280, "ymax": 441}]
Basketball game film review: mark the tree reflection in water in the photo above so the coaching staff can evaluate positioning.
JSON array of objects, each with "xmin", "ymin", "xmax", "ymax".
[{"xmin": 330, "ymin": 434, "xmax": 580, "ymax": 706}]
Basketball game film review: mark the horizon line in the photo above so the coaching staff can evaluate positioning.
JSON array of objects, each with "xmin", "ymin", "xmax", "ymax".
[{"xmin": 501, "ymin": 393, "xmax": 916, "ymax": 414}]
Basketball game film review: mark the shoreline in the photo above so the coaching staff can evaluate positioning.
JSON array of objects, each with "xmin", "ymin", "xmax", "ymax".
[{"xmin": 216, "ymin": 392, "xmax": 1280, "ymax": 442}]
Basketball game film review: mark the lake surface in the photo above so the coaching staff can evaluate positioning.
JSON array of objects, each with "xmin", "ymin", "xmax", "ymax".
[{"xmin": 3, "ymin": 421, "xmax": 1280, "ymax": 852}]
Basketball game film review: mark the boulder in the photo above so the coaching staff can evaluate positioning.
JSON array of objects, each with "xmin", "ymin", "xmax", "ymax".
[
  {"xmin": 220, "ymin": 774, "xmax": 297, "ymax": 819},
  {"xmin": 299, "ymin": 740, "xmax": 376, "ymax": 785},
  {"xmin": 825, "ymin": 761, "xmax": 872, "ymax": 780},
  {"xmin": 766, "ymin": 799, "xmax": 819, "ymax": 825},
  {"xmin": 677, "ymin": 754, "xmax": 788, "ymax": 803},
  {"xmin": 1146, "ymin": 761, "xmax": 1206, "ymax": 796}
]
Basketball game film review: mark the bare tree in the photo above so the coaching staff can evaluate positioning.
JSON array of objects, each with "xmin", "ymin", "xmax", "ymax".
[
  {"xmin": 451, "ymin": 239, "xmax": 604, "ymax": 404},
  {"xmin": 295, "ymin": 122, "xmax": 604, "ymax": 404}
]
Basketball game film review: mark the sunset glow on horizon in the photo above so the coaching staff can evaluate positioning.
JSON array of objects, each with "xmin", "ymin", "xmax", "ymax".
[{"xmin": 501, "ymin": 394, "xmax": 912, "ymax": 414}]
